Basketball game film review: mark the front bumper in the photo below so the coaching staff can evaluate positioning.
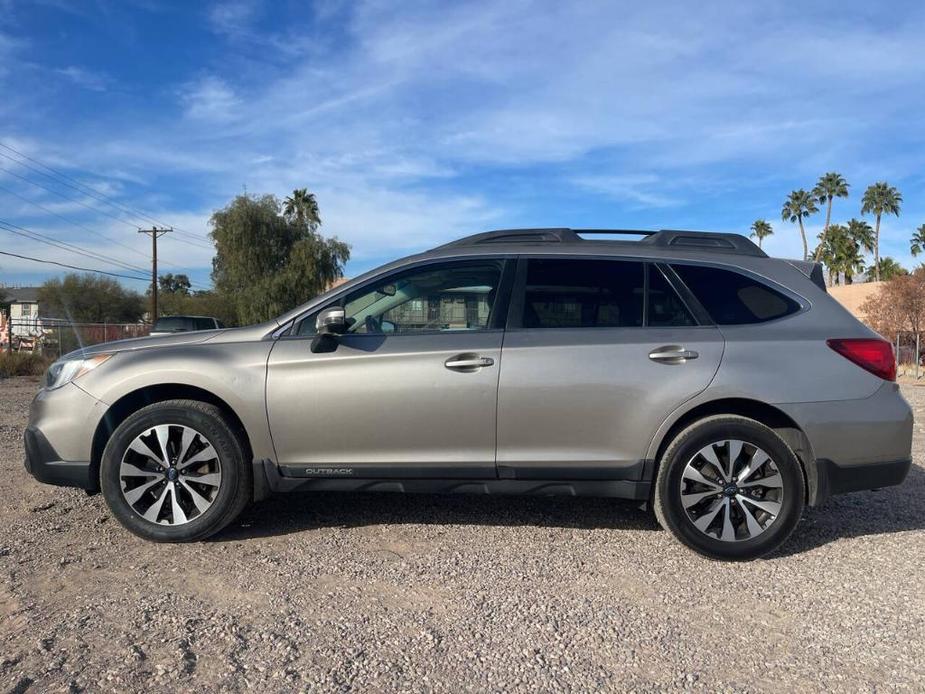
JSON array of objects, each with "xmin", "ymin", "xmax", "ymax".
[
  {"xmin": 24, "ymin": 426, "xmax": 94, "ymax": 489},
  {"xmin": 24, "ymin": 383, "xmax": 106, "ymax": 491}
]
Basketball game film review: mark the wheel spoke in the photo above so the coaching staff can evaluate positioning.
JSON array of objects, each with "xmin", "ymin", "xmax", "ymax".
[
  {"xmin": 169, "ymin": 484, "xmax": 188, "ymax": 524},
  {"xmin": 177, "ymin": 427, "xmax": 198, "ymax": 467},
  {"xmin": 124, "ymin": 477, "xmax": 163, "ymax": 504},
  {"xmin": 178, "ymin": 443, "xmax": 218, "ymax": 470},
  {"xmin": 121, "ymin": 462, "xmax": 159, "ymax": 478},
  {"xmin": 698, "ymin": 444, "xmax": 727, "ymax": 482},
  {"xmin": 726, "ymin": 440, "xmax": 743, "ymax": 480},
  {"xmin": 128, "ymin": 438, "xmax": 167, "ymax": 468},
  {"xmin": 693, "ymin": 498, "xmax": 724, "ymax": 532},
  {"xmin": 681, "ymin": 490, "xmax": 719, "ymax": 508},
  {"xmin": 737, "ymin": 497, "xmax": 764, "ymax": 538},
  {"xmin": 737, "ymin": 451, "xmax": 770, "ymax": 483},
  {"xmin": 179, "ymin": 479, "xmax": 212, "ymax": 514},
  {"xmin": 154, "ymin": 425, "xmax": 172, "ymax": 466},
  {"xmin": 142, "ymin": 485, "xmax": 170, "ymax": 522},
  {"xmin": 720, "ymin": 498, "xmax": 736, "ymax": 541},
  {"xmin": 738, "ymin": 496, "xmax": 781, "ymax": 517},
  {"xmin": 186, "ymin": 472, "xmax": 220, "ymax": 487},
  {"xmin": 682, "ymin": 466, "xmax": 722, "ymax": 490},
  {"xmin": 739, "ymin": 473, "xmax": 782, "ymax": 489}
]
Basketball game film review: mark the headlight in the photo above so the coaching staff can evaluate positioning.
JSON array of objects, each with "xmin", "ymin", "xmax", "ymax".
[{"xmin": 45, "ymin": 354, "xmax": 113, "ymax": 390}]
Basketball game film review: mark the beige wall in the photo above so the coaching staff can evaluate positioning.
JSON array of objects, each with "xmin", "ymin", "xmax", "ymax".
[{"xmin": 827, "ymin": 282, "xmax": 883, "ymax": 322}]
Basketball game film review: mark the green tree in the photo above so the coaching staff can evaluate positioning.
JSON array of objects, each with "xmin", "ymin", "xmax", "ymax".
[
  {"xmin": 283, "ymin": 188, "xmax": 321, "ymax": 231},
  {"xmin": 846, "ymin": 218, "xmax": 875, "ymax": 255},
  {"xmin": 910, "ymin": 223, "xmax": 925, "ymax": 257},
  {"xmin": 38, "ymin": 274, "xmax": 145, "ymax": 323},
  {"xmin": 812, "ymin": 172, "xmax": 849, "ymax": 262},
  {"xmin": 781, "ymin": 189, "xmax": 818, "ymax": 261},
  {"xmin": 866, "ymin": 257, "xmax": 907, "ymax": 282},
  {"xmin": 157, "ymin": 273, "xmax": 191, "ymax": 295},
  {"xmin": 749, "ymin": 219, "xmax": 773, "ymax": 248},
  {"xmin": 817, "ymin": 224, "xmax": 865, "ymax": 285},
  {"xmin": 861, "ymin": 182, "xmax": 902, "ymax": 281},
  {"xmin": 210, "ymin": 193, "xmax": 350, "ymax": 325}
]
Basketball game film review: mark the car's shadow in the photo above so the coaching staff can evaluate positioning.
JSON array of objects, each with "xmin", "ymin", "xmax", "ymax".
[{"xmin": 215, "ymin": 466, "xmax": 925, "ymax": 556}]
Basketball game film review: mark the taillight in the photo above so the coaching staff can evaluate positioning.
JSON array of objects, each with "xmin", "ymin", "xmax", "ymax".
[{"xmin": 826, "ymin": 338, "xmax": 896, "ymax": 381}]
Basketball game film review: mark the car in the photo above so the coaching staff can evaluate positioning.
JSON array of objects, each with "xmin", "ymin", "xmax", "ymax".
[
  {"xmin": 149, "ymin": 315, "xmax": 224, "ymax": 336},
  {"xmin": 23, "ymin": 228, "xmax": 913, "ymax": 560}
]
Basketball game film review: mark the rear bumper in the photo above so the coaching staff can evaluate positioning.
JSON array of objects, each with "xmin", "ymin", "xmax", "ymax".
[
  {"xmin": 813, "ymin": 457, "xmax": 912, "ymax": 504},
  {"xmin": 24, "ymin": 426, "xmax": 94, "ymax": 489}
]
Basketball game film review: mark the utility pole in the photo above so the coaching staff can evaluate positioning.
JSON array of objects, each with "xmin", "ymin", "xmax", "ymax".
[{"xmin": 138, "ymin": 227, "xmax": 172, "ymax": 323}]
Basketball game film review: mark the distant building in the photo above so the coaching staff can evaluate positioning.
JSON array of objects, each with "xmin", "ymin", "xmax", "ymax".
[{"xmin": 2, "ymin": 286, "xmax": 42, "ymax": 337}]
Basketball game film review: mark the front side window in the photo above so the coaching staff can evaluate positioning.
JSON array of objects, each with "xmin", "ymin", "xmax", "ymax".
[
  {"xmin": 297, "ymin": 259, "xmax": 504, "ymax": 336},
  {"xmin": 671, "ymin": 264, "xmax": 800, "ymax": 325},
  {"xmin": 522, "ymin": 259, "xmax": 644, "ymax": 328}
]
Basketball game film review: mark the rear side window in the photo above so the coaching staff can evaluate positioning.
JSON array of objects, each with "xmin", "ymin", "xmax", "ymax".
[
  {"xmin": 648, "ymin": 266, "xmax": 695, "ymax": 327},
  {"xmin": 194, "ymin": 317, "xmax": 217, "ymax": 330},
  {"xmin": 523, "ymin": 259, "xmax": 643, "ymax": 328},
  {"xmin": 672, "ymin": 264, "xmax": 800, "ymax": 325}
]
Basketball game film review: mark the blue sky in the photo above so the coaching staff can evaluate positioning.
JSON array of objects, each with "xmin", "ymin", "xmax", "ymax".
[{"xmin": 2, "ymin": 0, "xmax": 925, "ymax": 290}]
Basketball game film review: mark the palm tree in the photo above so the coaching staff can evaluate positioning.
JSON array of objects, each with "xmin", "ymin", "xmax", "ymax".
[
  {"xmin": 812, "ymin": 172, "xmax": 849, "ymax": 262},
  {"xmin": 910, "ymin": 223, "xmax": 925, "ymax": 257},
  {"xmin": 781, "ymin": 189, "xmax": 818, "ymax": 261},
  {"xmin": 818, "ymin": 224, "xmax": 865, "ymax": 285},
  {"xmin": 861, "ymin": 182, "xmax": 902, "ymax": 280},
  {"xmin": 283, "ymin": 188, "xmax": 321, "ymax": 231},
  {"xmin": 749, "ymin": 220, "xmax": 773, "ymax": 248},
  {"xmin": 868, "ymin": 256, "xmax": 907, "ymax": 282},
  {"xmin": 846, "ymin": 218, "xmax": 875, "ymax": 255}
]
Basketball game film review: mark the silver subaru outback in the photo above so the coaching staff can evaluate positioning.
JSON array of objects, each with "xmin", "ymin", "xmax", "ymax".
[{"xmin": 24, "ymin": 229, "xmax": 913, "ymax": 560}]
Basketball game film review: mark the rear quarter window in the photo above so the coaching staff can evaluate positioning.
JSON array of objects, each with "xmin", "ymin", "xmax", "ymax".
[{"xmin": 671, "ymin": 264, "xmax": 801, "ymax": 325}]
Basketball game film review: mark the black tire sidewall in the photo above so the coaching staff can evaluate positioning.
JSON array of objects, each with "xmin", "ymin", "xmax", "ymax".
[
  {"xmin": 100, "ymin": 401, "xmax": 247, "ymax": 542},
  {"xmin": 656, "ymin": 417, "xmax": 804, "ymax": 561}
]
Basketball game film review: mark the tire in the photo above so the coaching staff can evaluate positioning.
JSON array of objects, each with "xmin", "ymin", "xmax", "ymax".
[
  {"xmin": 100, "ymin": 399, "xmax": 252, "ymax": 542},
  {"xmin": 653, "ymin": 415, "xmax": 805, "ymax": 561}
]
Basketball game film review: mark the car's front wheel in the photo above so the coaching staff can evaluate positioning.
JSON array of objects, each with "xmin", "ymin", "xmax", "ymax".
[
  {"xmin": 653, "ymin": 415, "xmax": 805, "ymax": 561},
  {"xmin": 100, "ymin": 400, "xmax": 252, "ymax": 542}
]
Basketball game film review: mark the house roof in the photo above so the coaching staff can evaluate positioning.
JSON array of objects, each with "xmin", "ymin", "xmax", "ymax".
[{"xmin": 2, "ymin": 286, "xmax": 40, "ymax": 302}]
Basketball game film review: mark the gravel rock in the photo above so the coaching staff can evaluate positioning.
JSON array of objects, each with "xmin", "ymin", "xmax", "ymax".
[{"xmin": 1, "ymin": 375, "xmax": 924, "ymax": 691}]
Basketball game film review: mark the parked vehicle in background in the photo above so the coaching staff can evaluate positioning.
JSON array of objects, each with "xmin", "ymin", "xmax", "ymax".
[
  {"xmin": 24, "ymin": 228, "xmax": 913, "ymax": 560},
  {"xmin": 150, "ymin": 315, "xmax": 224, "ymax": 336}
]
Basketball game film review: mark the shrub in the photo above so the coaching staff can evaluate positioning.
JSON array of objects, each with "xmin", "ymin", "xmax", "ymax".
[{"xmin": 0, "ymin": 352, "xmax": 53, "ymax": 378}]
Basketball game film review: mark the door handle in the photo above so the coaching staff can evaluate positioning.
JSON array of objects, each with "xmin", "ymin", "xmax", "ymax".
[
  {"xmin": 445, "ymin": 354, "xmax": 495, "ymax": 371},
  {"xmin": 648, "ymin": 345, "xmax": 699, "ymax": 363}
]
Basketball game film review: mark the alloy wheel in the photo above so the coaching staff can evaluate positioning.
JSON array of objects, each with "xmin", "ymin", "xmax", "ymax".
[
  {"xmin": 119, "ymin": 424, "xmax": 222, "ymax": 525},
  {"xmin": 679, "ymin": 439, "xmax": 784, "ymax": 542}
]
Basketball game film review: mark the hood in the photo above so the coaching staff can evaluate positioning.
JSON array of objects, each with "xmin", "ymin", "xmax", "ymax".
[{"xmin": 64, "ymin": 329, "xmax": 226, "ymax": 359}]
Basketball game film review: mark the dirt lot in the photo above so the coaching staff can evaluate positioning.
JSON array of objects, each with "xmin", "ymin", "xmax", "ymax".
[{"xmin": 2, "ymin": 376, "xmax": 924, "ymax": 692}]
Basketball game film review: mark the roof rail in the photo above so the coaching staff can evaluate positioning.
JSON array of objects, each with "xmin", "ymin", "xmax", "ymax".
[{"xmin": 435, "ymin": 227, "xmax": 767, "ymax": 257}]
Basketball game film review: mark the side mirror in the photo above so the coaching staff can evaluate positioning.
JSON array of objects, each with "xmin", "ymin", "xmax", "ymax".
[
  {"xmin": 311, "ymin": 306, "xmax": 347, "ymax": 353},
  {"xmin": 315, "ymin": 306, "xmax": 347, "ymax": 335}
]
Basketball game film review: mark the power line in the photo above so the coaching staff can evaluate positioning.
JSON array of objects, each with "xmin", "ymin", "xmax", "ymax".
[
  {"xmin": 0, "ymin": 142, "xmax": 213, "ymax": 244},
  {"xmin": 0, "ymin": 181, "xmax": 211, "ymax": 286},
  {"xmin": 0, "ymin": 219, "xmax": 150, "ymax": 274},
  {"xmin": 0, "ymin": 249, "xmax": 150, "ymax": 282}
]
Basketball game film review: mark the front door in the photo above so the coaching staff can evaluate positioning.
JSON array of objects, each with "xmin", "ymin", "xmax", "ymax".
[
  {"xmin": 497, "ymin": 257, "xmax": 723, "ymax": 480},
  {"xmin": 266, "ymin": 258, "xmax": 511, "ymax": 478}
]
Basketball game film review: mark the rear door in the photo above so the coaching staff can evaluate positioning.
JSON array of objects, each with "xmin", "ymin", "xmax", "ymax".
[{"xmin": 496, "ymin": 257, "xmax": 723, "ymax": 480}]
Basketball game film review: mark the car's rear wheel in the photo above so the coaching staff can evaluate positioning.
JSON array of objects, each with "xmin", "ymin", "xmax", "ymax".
[
  {"xmin": 653, "ymin": 415, "xmax": 805, "ymax": 561},
  {"xmin": 100, "ymin": 400, "xmax": 251, "ymax": 542}
]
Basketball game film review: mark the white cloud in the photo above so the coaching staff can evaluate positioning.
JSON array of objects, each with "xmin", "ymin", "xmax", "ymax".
[
  {"xmin": 55, "ymin": 65, "xmax": 109, "ymax": 91},
  {"xmin": 180, "ymin": 75, "xmax": 241, "ymax": 122}
]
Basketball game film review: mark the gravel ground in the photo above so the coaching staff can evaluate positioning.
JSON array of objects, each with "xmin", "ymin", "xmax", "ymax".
[{"xmin": 2, "ymin": 376, "xmax": 924, "ymax": 693}]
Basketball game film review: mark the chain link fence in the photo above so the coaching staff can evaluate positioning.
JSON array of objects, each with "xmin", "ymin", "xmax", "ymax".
[
  {"xmin": 2, "ymin": 314, "xmax": 149, "ymax": 360},
  {"xmin": 894, "ymin": 331, "xmax": 923, "ymax": 379}
]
